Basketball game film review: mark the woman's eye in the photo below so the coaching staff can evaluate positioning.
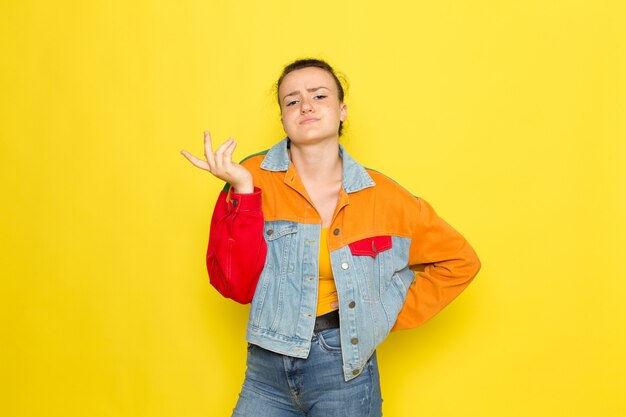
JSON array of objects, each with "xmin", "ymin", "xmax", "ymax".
[
  {"xmin": 313, "ymin": 95, "xmax": 327, "ymax": 100},
  {"xmin": 286, "ymin": 100, "xmax": 298, "ymax": 107}
]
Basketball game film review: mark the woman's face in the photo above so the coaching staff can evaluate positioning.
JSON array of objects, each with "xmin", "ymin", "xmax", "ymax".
[{"xmin": 278, "ymin": 67, "xmax": 347, "ymax": 145}]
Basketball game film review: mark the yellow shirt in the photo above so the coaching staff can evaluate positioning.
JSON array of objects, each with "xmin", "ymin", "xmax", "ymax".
[{"xmin": 317, "ymin": 228, "xmax": 338, "ymax": 316}]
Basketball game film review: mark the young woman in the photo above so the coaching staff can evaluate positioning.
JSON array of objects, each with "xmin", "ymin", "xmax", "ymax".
[{"xmin": 182, "ymin": 59, "xmax": 481, "ymax": 417}]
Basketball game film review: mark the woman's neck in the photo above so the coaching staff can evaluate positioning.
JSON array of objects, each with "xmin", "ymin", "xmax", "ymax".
[{"xmin": 288, "ymin": 139, "xmax": 342, "ymax": 182}]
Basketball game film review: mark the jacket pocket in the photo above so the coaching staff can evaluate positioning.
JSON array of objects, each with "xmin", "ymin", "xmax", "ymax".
[
  {"xmin": 348, "ymin": 236, "xmax": 393, "ymax": 303},
  {"xmin": 348, "ymin": 236, "xmax": 392, "ymax": 258},
  {"xmin": 263, "ymin": 221, "xmax": 299, "ymax": 274}
]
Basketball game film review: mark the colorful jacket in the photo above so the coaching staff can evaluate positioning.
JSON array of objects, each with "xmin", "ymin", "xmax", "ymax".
[{"xmin": 207, "ymin": 138, "xmax": 481, "ymax": 381}]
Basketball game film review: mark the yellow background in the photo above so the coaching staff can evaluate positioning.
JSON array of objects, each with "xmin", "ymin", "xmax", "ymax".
[{"xmin": 1, "ymin": 1, "xmax": 625, "ymax": 416}]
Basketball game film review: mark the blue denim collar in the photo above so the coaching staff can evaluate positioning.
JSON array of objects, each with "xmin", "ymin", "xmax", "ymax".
[{"xmin": 260, "ymin": 138, "xmax": 375, "ymax": 193}]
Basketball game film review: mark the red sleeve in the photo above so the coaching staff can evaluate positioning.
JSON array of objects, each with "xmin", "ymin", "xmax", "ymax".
[{"xmin": 206, "ymin": 186, "xmax": 267, "ymax": 304}]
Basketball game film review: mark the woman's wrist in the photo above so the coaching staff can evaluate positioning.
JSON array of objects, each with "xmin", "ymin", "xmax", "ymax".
[{"xmin": 231, "ymin": 179, "xmax": 254, "ymax": 194}]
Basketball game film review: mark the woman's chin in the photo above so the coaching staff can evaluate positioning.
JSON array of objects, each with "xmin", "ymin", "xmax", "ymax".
[{"xmin": 287, "ymin": 132, "xmax": 339, "ymax": 146}]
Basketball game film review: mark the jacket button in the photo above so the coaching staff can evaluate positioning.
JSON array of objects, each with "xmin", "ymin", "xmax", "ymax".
[
  {"xmin": 352, "ymin": 369, "xmax": 360, "ymax": 376},
  {"xmin": 351, "ymin": 338, "xmax": 359, "ymax": 345},
  {"xmin": 232, "ymin": 199, "xmax": 238, "ymax": 206},
  {"xmin": 348, "ymin": 301, "xmax": 356, "ymax": 309},
  {"xmin": 333, "ymin": 228, "xmax": 340, "ymax": 236},
  {"xmin": 341, "ymin": 262, "xmax": 349, "ymax": 270},
  {"xmin": 266, "ymin": 229, "xmax": 273, "ymax": 236}
]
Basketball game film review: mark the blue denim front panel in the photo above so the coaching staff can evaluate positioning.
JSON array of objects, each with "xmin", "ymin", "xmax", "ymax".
[
  {"xmin": 331, "ymin": 236, "xmax": 412, "ymax": 379},
  {"xmin": 233, "ymin": 331, "xmax": 382, "ymax": 417},
  {"xmin": 247, "ymin": 222, "xmax": 322, "ymax": 358},
  {"xmin": 251, "ymin": 220, "xmax": 300, "ymax": 332}
]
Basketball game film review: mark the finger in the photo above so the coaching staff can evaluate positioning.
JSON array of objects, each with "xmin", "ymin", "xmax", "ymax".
[
  {"xmin": 221, "ymin": 139, "xmax": 237, "ymax": 167},
  {"xmin": 223, "ymin": 139, "xmax": 239, "ymax": 173},
  {"xmin": 214, "ymin": 137, "xmax": 234, "ymax": 172},
  {"xmin": 180, "ymin": 150, "xmax": 210, "ymax": 170},
  {"xmin": 204, "ymin": 131, "xmax": 216, "ymax": 171},
  {"xmin": 181, "ymin": 150, "xmax": 207, "ymax": 169},
  {"xmin": 214, "ymin": 137, "xmax": 234, "ymax": 157}
]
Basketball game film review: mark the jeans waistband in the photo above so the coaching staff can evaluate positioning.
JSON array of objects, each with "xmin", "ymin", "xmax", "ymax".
[{"xmin": 313, "ymin": 310, "xmax": 340, "ymax": 333}]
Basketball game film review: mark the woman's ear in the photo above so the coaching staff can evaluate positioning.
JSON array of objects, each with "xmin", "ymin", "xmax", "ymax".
[{"xmin": 340, "ymin": 103, "xmax": 347, "ymax": 121}]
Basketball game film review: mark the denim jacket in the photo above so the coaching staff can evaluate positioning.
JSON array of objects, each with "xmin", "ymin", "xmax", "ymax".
[{"xmin": 206, "ymin": 138, "xmax": 480, "ymax": 381}]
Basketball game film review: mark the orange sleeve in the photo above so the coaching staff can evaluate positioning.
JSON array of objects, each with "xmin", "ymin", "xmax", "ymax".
[{"xmin": 392, "ymin": 198, "xmax": 481, "ymax": 331}]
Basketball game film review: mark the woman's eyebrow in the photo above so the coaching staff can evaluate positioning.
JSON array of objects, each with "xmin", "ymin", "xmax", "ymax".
[{"xmin": 282, "ymin": 86, "xmax": 330, "ymax": 101}]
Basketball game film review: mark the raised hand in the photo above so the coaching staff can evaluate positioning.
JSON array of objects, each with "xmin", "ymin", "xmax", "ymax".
[{"xmin": 181, "ymin": 131, "xmax": 254, "ymax": 193}]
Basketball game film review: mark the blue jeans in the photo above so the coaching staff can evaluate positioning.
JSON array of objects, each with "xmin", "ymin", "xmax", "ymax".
[{"xmin": 232, "ymin": 328, "xmax": 383, "ymax": 416}]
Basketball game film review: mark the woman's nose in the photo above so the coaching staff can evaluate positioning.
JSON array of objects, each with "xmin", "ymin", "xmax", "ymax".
[{"xmin": 300, "ymin": 98, "xmax": 313, "ymax": 113}]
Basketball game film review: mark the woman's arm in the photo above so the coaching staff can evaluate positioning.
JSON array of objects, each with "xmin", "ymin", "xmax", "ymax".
[
  {"xmin": 392, "ymin": 198, "xmax": 481, "ymax": 331},
  {"xmin": 182, "ymin": 131, "xmax": 266, "ymax": 303},
  {"xmin": 206, "ymin": 186, "xmax": 267, "ymax": 304}
]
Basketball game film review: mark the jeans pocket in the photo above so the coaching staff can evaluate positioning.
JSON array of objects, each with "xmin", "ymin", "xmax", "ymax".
[{"xmin": 317, "ymin": 329, "xmax": 342, "ymax": 354}]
